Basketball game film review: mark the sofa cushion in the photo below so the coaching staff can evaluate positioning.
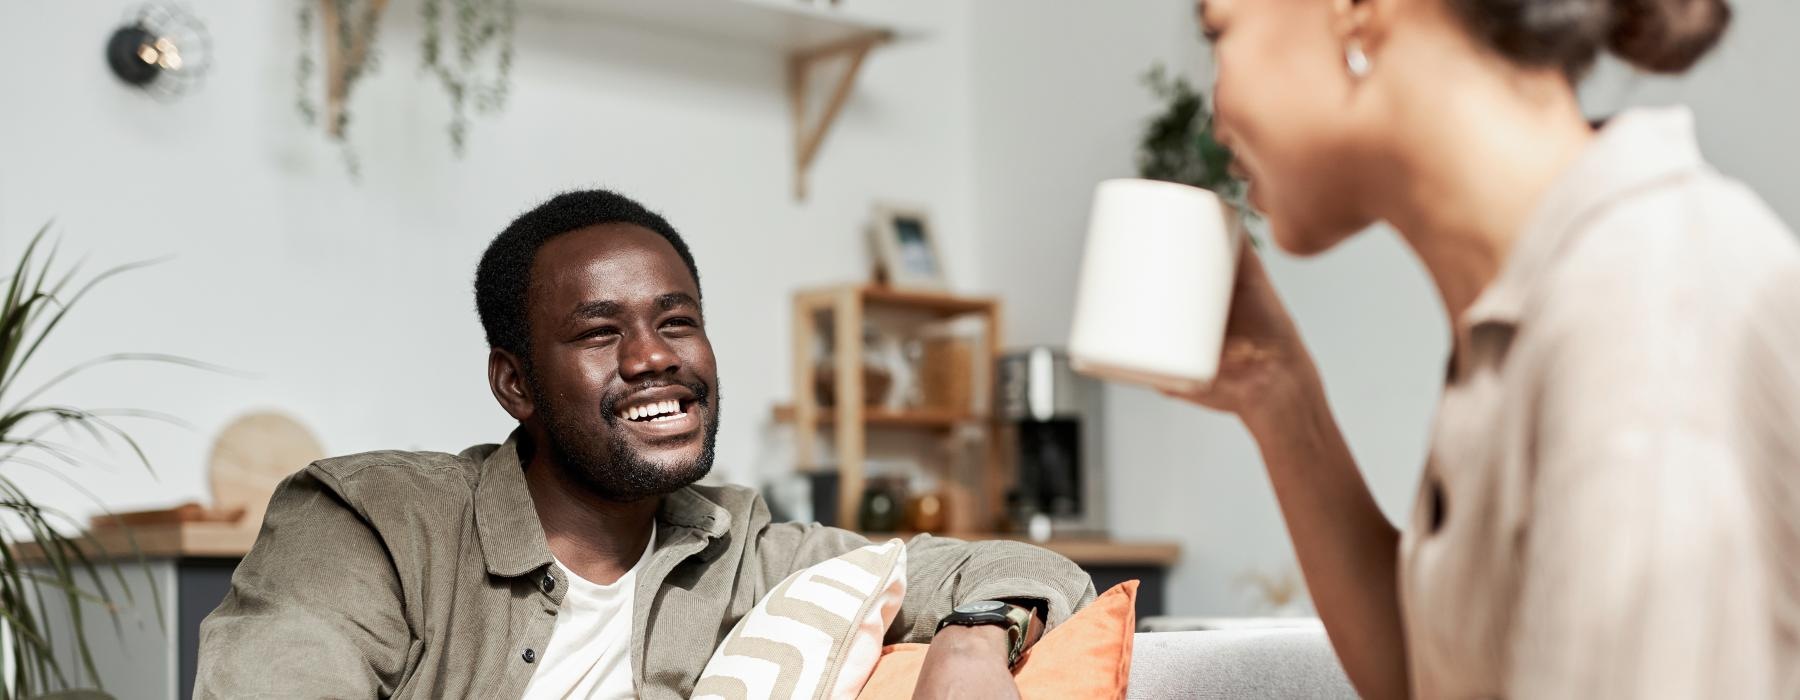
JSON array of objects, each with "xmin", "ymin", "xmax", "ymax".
[{"xmin": 1126, "ymin": 628, "xmax": 1357, "ymax": 699}]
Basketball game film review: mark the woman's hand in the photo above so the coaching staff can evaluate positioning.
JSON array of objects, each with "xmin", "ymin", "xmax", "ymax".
[
  {"xmin": 1161, "ymin": 244, "xmax": 1320, "ymax": 427},
  {"xmin": 1165, "ymin": 245, "xmax": 1412, "ymax": 700}
]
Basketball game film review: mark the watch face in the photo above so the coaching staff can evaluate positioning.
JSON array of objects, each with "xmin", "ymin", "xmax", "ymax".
[{"xmin": 953, "ymin": 600, "xmax": 1007, "ymax": 615}]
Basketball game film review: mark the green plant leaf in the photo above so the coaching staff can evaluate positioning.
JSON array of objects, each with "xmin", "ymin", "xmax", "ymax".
[
  {"xmin": 0, "ymin": 224, "xmax": 201, "ymax": 696},
  {"xmin": 7, "ymin": 354, "xmax": 238, "ymax": 420},
  {"xmin": 4, "ymin": 455, "xmax": 164, "ymax": 630},
  {"xmin": 1136, "ymin": 62, "xmax": 1260, "ymax": 236},
  {"xmin": 1, "ymin": 256, "xmax": 170, "ymax": 399}
]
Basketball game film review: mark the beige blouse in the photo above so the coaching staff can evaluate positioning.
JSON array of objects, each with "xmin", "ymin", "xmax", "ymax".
[{"xmin": 1399, "ymin": 107, "xmax": 1800, "ymax": 699}]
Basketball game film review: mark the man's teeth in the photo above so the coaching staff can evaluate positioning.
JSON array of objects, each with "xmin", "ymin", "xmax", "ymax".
[{"xmin": 625, "ymin": 400, "xmax": 684, "ymax": 421}]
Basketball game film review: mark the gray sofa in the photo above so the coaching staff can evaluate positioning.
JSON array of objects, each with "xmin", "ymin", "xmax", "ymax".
[{"xmin": 1128, "ymin": 628, "xmax": 1358, "ymax": 699}]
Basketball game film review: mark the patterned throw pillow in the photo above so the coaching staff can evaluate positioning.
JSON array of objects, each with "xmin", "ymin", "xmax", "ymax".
[{"xmin": 693, "ymin": 539, "xmax": 908, "ymax": 700}]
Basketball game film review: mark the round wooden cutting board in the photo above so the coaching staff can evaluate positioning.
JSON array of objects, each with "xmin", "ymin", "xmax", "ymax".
[{"xmin": 207, "ymin": 412, "xmax": 325, "ymax": 530}]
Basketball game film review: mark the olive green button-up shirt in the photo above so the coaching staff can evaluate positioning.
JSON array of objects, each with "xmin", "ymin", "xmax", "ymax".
[{"xmin": 195, "ymin": 437, "xmax": 1095, "ymax": 698}]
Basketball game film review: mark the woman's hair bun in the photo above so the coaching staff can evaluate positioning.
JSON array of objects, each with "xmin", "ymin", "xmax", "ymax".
[
  {"xmin": 1607, "ymin": 0, "xmax": 1732, "ymax": 74},
  {"xmin": 1445, "ymin": 0, "xmax": 1730, "ymax": 78}
]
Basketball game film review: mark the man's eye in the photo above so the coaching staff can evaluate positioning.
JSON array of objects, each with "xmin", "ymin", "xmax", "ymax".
[
  {"xmin": 581, "ymin": 326, "xmax": 621, "ymax": 340},
  {"xmin": 663, "ymin": 317, "xmax": 699, "ymax": 329}
]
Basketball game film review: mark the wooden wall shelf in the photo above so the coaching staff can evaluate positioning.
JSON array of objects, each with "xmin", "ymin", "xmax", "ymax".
[
  {"xmin": 528, "ymin": 0, "xmax": 898, "ymax": 54},
  {"xmin": 772, "ymin": 404, "xmax": 979, "ymax": 429},
  {"xmin": 526, "ymin": 0, "xmax": 914, "ymax": 200},
  {"xmin": 859, "ymin": 285, "xmax": 998, "ymax": 316}
]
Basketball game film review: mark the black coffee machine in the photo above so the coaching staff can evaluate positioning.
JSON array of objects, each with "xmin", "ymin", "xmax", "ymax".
[{"xmin": 996, "ymin": 347, "xmax": 1106, "ymax": 535}]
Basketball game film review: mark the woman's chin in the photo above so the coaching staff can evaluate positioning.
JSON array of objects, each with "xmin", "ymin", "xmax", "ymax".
[
  {"xmin": 1263, "ymin": 208, "xmax": 1367, "ymax": 258},
  {"xmin": 1264, "ymin": 219, "xmax": 1329, "ymax": 257}
]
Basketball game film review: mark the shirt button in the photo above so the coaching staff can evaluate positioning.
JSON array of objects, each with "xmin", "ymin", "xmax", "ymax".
[
  {"xmin": 541, "ymin": 573, "xmax": 556, "ymax": 594},
  {"xmin": 522, "ymin": 648, "xmax": 536, "ymax": 664}
]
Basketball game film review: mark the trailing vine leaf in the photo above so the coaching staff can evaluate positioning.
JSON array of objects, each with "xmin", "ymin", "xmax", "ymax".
[
  {"xmin": 296, "ymin": 2, "xmax": 317, "ymax": 126},
  {"xmin": 296, "ymin": 0, "xmax": 517, "ymax": 173},
  {"xmin": 294, "ymin": 0, "xmax": 389, "ymax": 178},
  {"xmin": 421, "ymin": 0, "xmax": 517, "ymax": 155}
]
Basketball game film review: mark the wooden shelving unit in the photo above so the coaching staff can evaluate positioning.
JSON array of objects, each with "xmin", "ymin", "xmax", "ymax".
[{"xmin": 787, "ymin": 284, "xmax": 1004, "ymax": 531}]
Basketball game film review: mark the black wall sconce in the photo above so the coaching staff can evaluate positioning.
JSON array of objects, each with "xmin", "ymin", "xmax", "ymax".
[{"xmin": 106, "ymin": 3, "xmax": 211, "ymax": 98}]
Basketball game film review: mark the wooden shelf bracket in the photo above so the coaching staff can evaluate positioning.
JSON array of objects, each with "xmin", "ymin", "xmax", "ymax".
[{"xmin": 788, "ymin": 31, "xmax": 890, "ymax": 201}]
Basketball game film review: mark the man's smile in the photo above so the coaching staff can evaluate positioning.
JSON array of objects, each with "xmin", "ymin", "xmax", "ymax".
[{"xmin": 610, "ymin": 385, "xmax": 704, "ymax": 444}]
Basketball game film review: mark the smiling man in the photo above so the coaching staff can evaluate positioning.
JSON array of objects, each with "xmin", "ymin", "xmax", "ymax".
[{"xmin": 194, "ymin": 190, "xmax": 1095, "ymax": 699}]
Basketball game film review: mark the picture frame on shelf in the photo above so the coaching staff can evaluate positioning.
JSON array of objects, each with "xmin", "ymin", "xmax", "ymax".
[{"xmin": 869, "ymin": 203, "xmax": 948, "ymax": 290}]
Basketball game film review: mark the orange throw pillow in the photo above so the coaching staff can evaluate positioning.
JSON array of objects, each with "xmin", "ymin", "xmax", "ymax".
[{"xmin": 856, "ymin": 580, "xmax": 1138, "ymax": 699}]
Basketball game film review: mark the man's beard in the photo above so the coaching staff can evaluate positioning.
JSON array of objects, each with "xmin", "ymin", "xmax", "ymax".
[{"xmin": 534, "ymin": 377, "xmax": 720, "ymax": 502}]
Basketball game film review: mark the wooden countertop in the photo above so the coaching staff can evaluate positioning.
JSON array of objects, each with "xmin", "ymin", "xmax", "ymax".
[
  {"xmin": 14, "ymin": 524, "xmax": 1182, "ymax": 569},
  {"xmin": 11, "ymin": 522, "xmax": 259, "ymax": 562}
]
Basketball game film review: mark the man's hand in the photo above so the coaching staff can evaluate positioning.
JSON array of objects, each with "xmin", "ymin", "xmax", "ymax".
[{"xmin": 910, "ymin": 624, "xmax": 1020, "ymax": 700}]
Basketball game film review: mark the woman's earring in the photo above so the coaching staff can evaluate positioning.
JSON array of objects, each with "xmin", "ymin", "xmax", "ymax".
[{"xmin": 1345, "ymin": 39, "xmax": 1371, "ymax": 78}]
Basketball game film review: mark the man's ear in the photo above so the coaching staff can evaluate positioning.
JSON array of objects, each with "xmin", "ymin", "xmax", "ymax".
[{"xmin": 488, "ymin": 348, "xmax": 535, "ymax": 423}]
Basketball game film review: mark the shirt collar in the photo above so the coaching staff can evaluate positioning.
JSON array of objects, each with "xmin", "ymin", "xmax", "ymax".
[
  {"xmin": 470, "ymin": 432, "xmax": 733, "ymax": 578},
  {"xmin": 1461, "ymin": 106, "xmax": 1708, "ymax": 330}
]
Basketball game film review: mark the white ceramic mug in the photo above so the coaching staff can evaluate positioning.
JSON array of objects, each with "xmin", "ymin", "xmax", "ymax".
[{"xmin": 1068, "ymin": 178, "xmax": 1244, "ymax": 393}]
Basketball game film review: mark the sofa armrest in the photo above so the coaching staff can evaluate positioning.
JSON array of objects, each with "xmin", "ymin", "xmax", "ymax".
[{"xmin": 1128, "ymin": 629, "xmax": 1358, "ymax": 699}]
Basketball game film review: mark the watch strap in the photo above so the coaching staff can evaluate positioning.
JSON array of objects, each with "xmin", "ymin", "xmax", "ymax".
[{"xmin": 935, "ymin": 601, "xmax": 1034, "ymax": 668}]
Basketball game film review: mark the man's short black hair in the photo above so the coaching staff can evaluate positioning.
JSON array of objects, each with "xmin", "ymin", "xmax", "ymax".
[{"xmin": 475, "ymin": 189, "xmax": 701, "ymax": 360}]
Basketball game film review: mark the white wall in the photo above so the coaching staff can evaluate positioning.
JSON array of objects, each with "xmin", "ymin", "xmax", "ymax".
[
  {"xmin": 5, "ymin": 0, "xmax": 1796, "ymax": 620},
  {"xmin": 966, "ymin": 0, "xmax": 1800, "ymax": 615},
  {"xmin": 1580, "ymin": 0, "xmax": 1800, "ymax": 226},
  {"xmin": 0, "ymin": 0, "xmax": 978, "ymax": 517}
]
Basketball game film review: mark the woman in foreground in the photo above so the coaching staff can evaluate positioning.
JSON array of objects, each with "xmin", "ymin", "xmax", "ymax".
[{"xmin": 1181, "ymin": 0, "xmax": 1799, "ymax": 696}]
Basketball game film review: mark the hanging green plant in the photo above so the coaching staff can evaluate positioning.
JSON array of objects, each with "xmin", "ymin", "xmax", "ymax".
[
  {"xmin": 1137, "ymin": 63, "xmax": 1257, "ymax": 226},
  {"xmin": 296, "ymin": 0, "xmax": 389, "ymax": 176},
  {"xmin": 421, "ymin": 0, "xmax": 517, "ymax": 155},
  {"xmin": 295, "ymin": 0, "xmax": 517, "ymax": 174}
]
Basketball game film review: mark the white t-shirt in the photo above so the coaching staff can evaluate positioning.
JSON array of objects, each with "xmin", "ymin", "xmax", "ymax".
[{"xmin": 521, "ymin": 527, "xmax": 655, "ymax": 700}]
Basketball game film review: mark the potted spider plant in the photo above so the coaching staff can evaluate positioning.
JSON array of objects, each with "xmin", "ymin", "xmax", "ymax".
[
  {"xmin": 1138, "ymin": 63, "xmax": 1259, "ymax": 239},
  {"xmin": 0, "ymin": 224, "xmax": 204, "ymax": 698}
]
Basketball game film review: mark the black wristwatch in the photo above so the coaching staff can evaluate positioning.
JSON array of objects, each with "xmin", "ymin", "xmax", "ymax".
[{"xmin": 934, "ymin": 600, "xmax": 1035, "ymax": 668}]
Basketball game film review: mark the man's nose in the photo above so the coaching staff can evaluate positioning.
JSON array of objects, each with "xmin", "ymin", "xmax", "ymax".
[{"xmin": 619, "ymin": 330, "xmax": 681, "ymax": 380}]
